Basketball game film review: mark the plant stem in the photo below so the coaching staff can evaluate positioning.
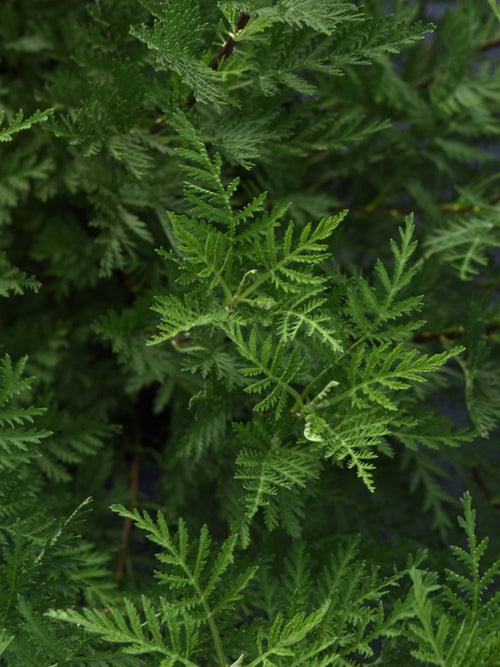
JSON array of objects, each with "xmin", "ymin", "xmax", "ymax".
[
  {"xmin": 327, "ymin": 193, "xmax": 500, "ymax": 218},
  {"xmin": 210, "ymin": 12, "xmax": 250, "ymax": 71},
  {"xmin": 187, "ymin": 12, "xmax": 250, "ymax": 109},
  {"xmin": 116, "ymin": 443, "xmax": 140, "ymax": 581}
]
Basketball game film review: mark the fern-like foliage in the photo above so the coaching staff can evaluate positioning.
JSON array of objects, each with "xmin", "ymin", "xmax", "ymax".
[
  {"xmin": 49, "ymin": 504, "xmax": 429, "ymax": 666},
  {"xmin": 0, "ymin": 355, "xmax": 50, "ymax": 468},
  {"xmin": 132, "ymin": 0, "xmax": 229, "ymax": 110},
  {"xmin": 4, "ymin": 0, "xmax": 500, "ymax": 664},
  {"xmin": 0, "ymin": 108, "xmax": 52, "ymax": 143},
  {"xmin": 425, "ymin": 205, "xmax": 500, "ymax": 281},
  {"xmin": 343, "ymin": 217, "xmax": 425, "ymax": 342},
  {"xmin": 1, "ymin": 497, "xmax": 118, "ymax": 666},
  {"xmin": 408, "ymin": 492, "xmax": 500, "ymax": 665},
  {"xmin": 228, "ymin": 326, "xmax": 307, "ymax": 418},
  {"xmin": 149, "ymin": 115, "xmax": 466, "ymax": 513},
  {"xmin": 232, "ymin": 416, "xmax": 321, "ymax": 543},
  {"xmin": 0, "ymin": 253, "xmax": 40, "ymax": 297},
  {"xmin": 0, "ymin": 148, "xmax": 54, "ymax": 226},
  {"xmin": 452, "ymin": 306, "xmax": 500, "ymax": 437},
  {"xmin": 51, "ymin": 505, "xmax": 258, "ymax": 665}
]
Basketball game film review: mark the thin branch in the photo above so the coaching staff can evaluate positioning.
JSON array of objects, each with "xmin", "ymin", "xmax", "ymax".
[
  {"xmin": 418, "ymin": 75, "xmax": 434, "ymax": 90},
  {"xmin": 151, "ymin": 11, "xmax": 250, "ymax": 128},
  {"xmin": 210, "ymin": 12, "xmax": 250, "ymax": 71},
  {"xmin": 479, "ymin": 39, "xmax": 500, "ymax": 53},
  {"xmin": 412, "ymin": 321, "xmax": 500, "ymax": 344},
  {"xmin": 389, "ymin": 438, "xmax": 500, "ymax": 512},
  {"xmin": 116, "ymin": 446, "xmax": 140, "ymax": 581},
  {"xmin": 470, "ymin": 466, "xmax": 500, "ymax": 510},
  {"xmin": 328, "ymin": 193, "xmax": 500, "ymax": 218},
  {"xmin": 418, "ymin": 38, "xmax": 500, "ymax": 90},
  {"xmin": 187, "ymin": 11, "xmax": 249, "ymax": 108}
]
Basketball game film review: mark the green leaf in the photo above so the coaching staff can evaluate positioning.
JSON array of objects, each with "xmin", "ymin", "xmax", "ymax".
[
  {"xmin": 0, "ymin": 108, "xmax": 52, "ymax": 143},
  {"xmin": 487, "ymin": 0, "xmax": 500, "ymax": 23},
  {"xmin": 0, "ymin": 356, "xmax": 50, "ymax": 466}
]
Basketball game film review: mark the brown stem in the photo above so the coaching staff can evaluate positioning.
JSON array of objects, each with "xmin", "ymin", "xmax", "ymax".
[
  {"xmin": 470, "ymin": 466, "xmax": 500, "ymax": 510},
  {"xmin": 156, "ymin": 12, "xmax": 250, "ymax": 120},
  {"xmin": 418, "ymin": 75, "xmax": 434, "ymax": 90},
  {"xmin": 187, "ymin": 11, "xmax": 250, "ymax": 108},
  {"xmin": 485, "ymin": 321, "xmax": 500, "ymax": 335},
  {"xmin": 479, "ymin": 39, "xmax": 500, "ymax": 53},
  {"xmin": 210, "ymin": 12, "xmax": 250, "ymax": 71},
  {"xmin": 116, "ymin": 447, "xmax": 140, "ymax": 581},
  {"xmin": 328, "ymin": 193, "xmax": 500, "ymax": 218},
  {"xmin": 412, "ymin": 321, "xmax": 500, "ymax": 344},
  {"xmin": 411, "ymin": 329, "xmax": 463, "ymax": 344},
  {"xmin": 418, "ymin": 37, "xmax": 500, "ymax": 90}
]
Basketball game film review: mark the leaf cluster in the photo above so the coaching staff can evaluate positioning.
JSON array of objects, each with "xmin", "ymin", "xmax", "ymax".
[{"xmin": 2, "ymin": 0, "xmax": 500, "ymax": 664}]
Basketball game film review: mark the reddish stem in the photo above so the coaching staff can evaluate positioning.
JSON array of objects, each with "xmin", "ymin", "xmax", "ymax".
[
  {"xmin": 153, "ymin": 13, "xmax": 250, "ymax": 121},
  {"xmin": 480, "ymin": 39, "xmax": 500, "ymax": 53},
  {"xmin": 186, "ymin": 12, "xmax": 250, "ymax": 109},
  {"xmin": 328, "ymin": 193, "xmax": 500, "ymax": 218},
  {"xmin": 470, "ymin": 466, "xmax": 500, "ymax": 510},
  {"xmin": 116, "ymin": 448, "xmax": 140, "ymax": 581},
  {"xmin": 210, "ymin": 12, "xmax": 250, "ymax": 70},
  {"xmin": 412, "ymin": 322, "xmax": 500, "ymax": 344}
]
